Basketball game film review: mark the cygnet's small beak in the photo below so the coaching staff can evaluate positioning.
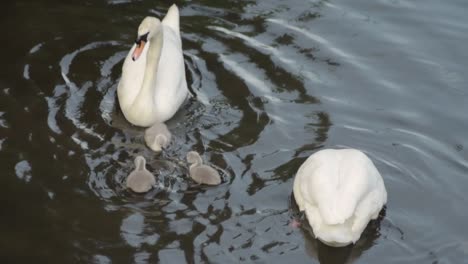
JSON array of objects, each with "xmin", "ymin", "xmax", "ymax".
[{"xmin": 132, "ymin": 40, "xmax": 146, "ymax": 61}]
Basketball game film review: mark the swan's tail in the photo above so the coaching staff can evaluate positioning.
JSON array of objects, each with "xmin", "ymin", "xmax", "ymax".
[{"xmin": 162, "ymin": 4, "xmax": 180, "ymax": 35}]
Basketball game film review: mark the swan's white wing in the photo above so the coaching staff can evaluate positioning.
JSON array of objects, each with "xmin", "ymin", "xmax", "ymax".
[
  {"xmin": 293, "ymin": 168, "xmax": 306, "ymax": 211},
  {"xmin": 299, "ymin": 149, "xmax": 374, "ymax": 225},
  {"xmin": 162, "ymin": 4, "xmax": 180, "ymax": 36},
  {"xmin": 152, "ymin": 25, "xmax": 187, "ymax": 121}
]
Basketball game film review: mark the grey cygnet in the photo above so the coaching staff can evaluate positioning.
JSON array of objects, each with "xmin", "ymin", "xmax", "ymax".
[
  {"xmin": 144, "ymin": 122, "xmax": 171, "ymax": 152},
  {"xmin": 126, "ymin": 156, "xmax": 156, "ymax": 193},
  {"xmin": 186, "ymin": 151, "xmax": 221, "ymax": 185}
]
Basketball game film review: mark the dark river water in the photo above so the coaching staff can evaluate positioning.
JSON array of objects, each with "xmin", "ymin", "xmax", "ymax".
[{"xmin": 1, "ymin": 0, "xmax": 468, "ymax": 263}]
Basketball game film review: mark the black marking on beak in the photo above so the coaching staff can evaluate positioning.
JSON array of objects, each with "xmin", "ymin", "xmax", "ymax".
[{"xmin": 135, "ymin": 32, "xmax": 149, "ymax": 46}]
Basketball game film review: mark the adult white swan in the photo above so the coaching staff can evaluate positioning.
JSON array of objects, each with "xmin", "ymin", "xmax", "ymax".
[
  {"xmin": 117, "ymin": 4, "xmax": 188, "ymax": 127},
  {"xmin": 293, "ymin": 149, "xmax": 387, "ymax": 247}
]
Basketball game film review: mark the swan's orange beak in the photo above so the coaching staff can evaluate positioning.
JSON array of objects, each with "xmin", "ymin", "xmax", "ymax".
[{"xmin": 132, "ymin": 41, "xmax": 146, "ymax": 61}]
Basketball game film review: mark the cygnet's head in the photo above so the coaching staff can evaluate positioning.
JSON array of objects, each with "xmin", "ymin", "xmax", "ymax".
[
  {"xmin": 187, "ymin": 151, "xmax": 203, "ymax": 165},
  {"xmin": 132, "ymin": 16, "xmax": 162, "ymax": 61},
  {"xmin": 144, "ymin": 123, "xmax": 171, "ymax": 152},
  {"xmin": 145, "ymin": 134, "xmax": 168, "ymax": 152},
  {"xmin": 126, "ymin": 156, "xmax": 156, "ymax": 193}
]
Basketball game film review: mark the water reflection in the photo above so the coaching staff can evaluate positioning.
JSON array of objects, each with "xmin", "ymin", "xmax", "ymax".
[
  {"xmin": 120, "ymin": 212, "xmax": 159, "ymax": 248},
  {"xmin": 2, "ymin": 0, "xmax": 468, "ymax": 262},
  {"xmin": 15, "ymin": 160, "xmax": 33, "ymax": 183}
]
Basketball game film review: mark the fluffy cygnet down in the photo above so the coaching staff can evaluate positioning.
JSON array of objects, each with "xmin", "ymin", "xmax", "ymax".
[
  {"xmin": 186, "ymin": 151, "xmax": 221, "ymax": 185},
  {"xmin": 126, "ymin": 156, "xmax": 156, "ymax": 193},
  {"xmin": 144, "ymin": 122, "xmax": 171, "ymax": 152}
]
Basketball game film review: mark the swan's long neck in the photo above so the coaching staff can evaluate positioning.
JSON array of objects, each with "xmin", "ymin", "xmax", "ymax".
[{"xmin": 136, "ymin": 27, "xmax": 164, "ymax": 104}]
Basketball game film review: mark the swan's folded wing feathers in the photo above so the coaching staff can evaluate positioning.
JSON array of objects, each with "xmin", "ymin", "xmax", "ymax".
[
  {"xmin": 311, "ymin": 150, "xmax": 372, "ymax": 225},
  {"xmin": 153, "ymin": 26, "xmax": 187, "ymax": 117},
  {"xmin": 162, "ymin": 4, "xmax": 180, "ymax": 36},
  {"xmin": 351, "ymin": 189, "xmax": 382, "ymax": 233},
  {"xmin": 297, "ymin": 155, "xmax": 321, "ymax": 207},
  {"xmin": 293, "ymin": 170, "xmax": 306, "ymax": 211}
]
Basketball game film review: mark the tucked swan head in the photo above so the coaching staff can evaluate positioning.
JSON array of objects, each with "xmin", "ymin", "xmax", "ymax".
[
  {"xmin": 132, "ymin": 17, "xmax": 162, "ymax": 61},
  {"xmin": 186, "ymin": 151, "xmax": 221, "ymax": 186},
  {"xmin": 144, "ymin": 122, "xmax": 171, "ymax": 152},
  {"xmin": 126, "ymin": 156, "xmax": 156, "ymax": 193}
]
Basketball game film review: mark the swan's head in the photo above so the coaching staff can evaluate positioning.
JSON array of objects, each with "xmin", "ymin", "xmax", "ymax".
[
  {"xmin": 132, "ymin": 16, "xmax": 161, "ymax": 61},
  {"xmin": 187, "ymin": 151, "xmax": 203, "ymax": 165}
]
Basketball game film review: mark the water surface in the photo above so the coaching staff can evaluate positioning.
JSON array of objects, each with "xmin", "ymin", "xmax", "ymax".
[{"xmin": 1, "ymin": 0, "xmax": 468, "ymax": 263}]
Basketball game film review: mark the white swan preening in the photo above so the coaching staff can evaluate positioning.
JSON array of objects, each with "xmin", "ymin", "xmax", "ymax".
[
  {"xmin": 118, "ymin": 4, "xmax": 188, "ymax": 127},
  {"xmin": 186, "ymin": 151, "xmax": 222, "ymax": 185},
  {"xmin": 293, "ymin": 149, "xmax": 387, "ymax": 247},
  {"xmin": 144, "ymin": 122, "xmax": 171, "ymax": 152},
  {"xmin": 126, "ymin": 156, "xmax": 156, "ymax": 193}
]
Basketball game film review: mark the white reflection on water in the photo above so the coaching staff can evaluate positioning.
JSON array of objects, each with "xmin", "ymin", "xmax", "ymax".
[
  {"xmin": 15, "ymin": 160, "xmax": 32, "ymax": 183},
  {"xmin": 120, "ymin": 212, "xmax": 159, "ymax": 248}
]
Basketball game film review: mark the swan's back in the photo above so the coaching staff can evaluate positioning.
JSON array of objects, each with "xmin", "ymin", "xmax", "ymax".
[{"xmin": 293, "ymin": 149, "xmax": 387, "ymax": 246}]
